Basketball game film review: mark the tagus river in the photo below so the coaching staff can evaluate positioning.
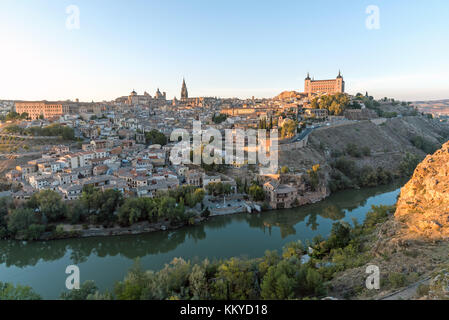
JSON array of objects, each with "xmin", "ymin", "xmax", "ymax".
[{"xmin": 0, "ymin": 181, "xmax": 405, "ymax": 299}]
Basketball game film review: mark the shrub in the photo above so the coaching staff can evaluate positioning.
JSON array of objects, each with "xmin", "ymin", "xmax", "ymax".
[
  {"xmin": 388, "ymin": 273, "xmax": 407, "ymax": 289},
  {"xmin": 399, "ymin": 153, "xmax": 421, "ymax": 177},
  {"xmin": 410, "ymin": 136, "xmax": 438, "ymax": 154},
  {"xmin": 345, "ymin": 143, "xmax": 362, "ymax": 158},
  {"xmin": 417, "ymin": 284, "xmax": 430, "ymax": 297}
]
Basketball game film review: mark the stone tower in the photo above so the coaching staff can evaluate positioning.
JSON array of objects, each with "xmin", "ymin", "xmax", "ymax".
[
  {"xmin": 335, "ymin": 70, "xmax": 345, "ymax": 93},
  {"xmin": 304, "ymin": 72, "xmax": 311, "ymax": 94},
  {"xmin": 181, "ymin": 78, "xmax": 188, "ymax": 100}
]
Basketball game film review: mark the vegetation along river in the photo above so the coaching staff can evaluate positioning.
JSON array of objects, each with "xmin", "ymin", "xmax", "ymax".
[{"xmin": 0, "ymin": 180, "xmax": 405, "ymax": 299}]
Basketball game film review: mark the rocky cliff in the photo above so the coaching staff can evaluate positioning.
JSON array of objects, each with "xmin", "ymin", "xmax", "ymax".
[{"xmin": 395, "ymin": 141, "xmax": 449, "ymax": 240}]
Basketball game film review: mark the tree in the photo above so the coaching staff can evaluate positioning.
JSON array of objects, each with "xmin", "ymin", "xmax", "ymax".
[
  {"xmin": 189, "ymin": 263, "xmax": 210, "ymax": 299},
  {"xmin": 0, "ymin": 197, "xmax": 14, "ymax": 228},
  {"xmin": 28, "ymin": 190, "xmax": 66, "ymax": 222},
  {"xmin": 258, "ymin": 250, "xmax": 281, "ymax": 278},
  {"xmin": 97, "ymin": 189, "xmax": 124, "ymax": 222},
  {"xmin": 211, "ymin": 258, "xmax": 258, "ymax": 300},
  {"xmin": 399, "ymin": 153, "xmax": 421, "ymax": 176},
  {"xmin": 0, "ymin": 282, "xmax": 41, "ymax": 300},
  {"xmin": 307, "ymin": 164, "xmax": 321, "ymax": 191},
  {"xmin": 145, "ymin": 129, "xmax": 167, "ymax": 146},
  {"xmin": 280, "ymin": 119, "xmax": 297, "ymax": 139},
  {"xmin": 212, "ymin": 114, "xmax": 227, "ymax": 124},
  {"xmin": 206, "ymin": 182, "xmax": 232, "ymax": 196},
  {"xmin": 325, "ymin": 221, "xmax": 351, "ymax": 251},
  {"xmin": 261, "ymin": 260, "xmax": 298, "ymax": 300},
  {"xmin": 78, "ymin": 186, "xmax": 123, "ymax": 223},
  {"xmin": 7, "ymin": 208, "xmax": 44, "ymax": 240},
  {"xmin": 114, "ymin": 259, "xmax": 150, "ymax": 300},
  {"xmin": 280, "ymin": 166, "xmax": 290, "ymax": 174},
  {"xmin": 248, "ymin": 185, "xmax": 265, "ymax": 201},
  {"xmin": 61, "ymin": 126, "xmax": 75, "ymax": 140},
  {"xmin": 311, "ymin": 93, "xmax": 350, "ymax": 116},
  {"xmin": 60, "ymin": 281, "xmax": 99, "ymax": 300},
  {"xmin": 117, "ymin": 198, "xmax": 148, "ymax": 226}
]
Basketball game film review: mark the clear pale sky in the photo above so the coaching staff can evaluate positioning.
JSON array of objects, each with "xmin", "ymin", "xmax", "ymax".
[{"xmin": 1, "ymin": 0, "xmax": 448, "ymax": 102}]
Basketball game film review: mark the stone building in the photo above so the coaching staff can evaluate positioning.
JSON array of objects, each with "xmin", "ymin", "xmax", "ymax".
[
  {"xmin": 15, "ymin": 101, "xmax": 64, "ymax": 119},
  {"xmin": 263, "ymin": 180, "xmax": 297, "ymax": 209},
  {"xmin": 304, "ymin": 71, "xmax": 345, "ymax": 95}
]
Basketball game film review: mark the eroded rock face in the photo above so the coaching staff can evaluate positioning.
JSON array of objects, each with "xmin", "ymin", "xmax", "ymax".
[{"xmin": 395, "ymin": 142, "xmax": 449, "ymax": 239}]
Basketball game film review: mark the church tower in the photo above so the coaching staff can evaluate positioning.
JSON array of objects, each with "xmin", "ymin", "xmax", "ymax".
[
  {"xmin": 181, "ymin": 78, "xmax": 188, "ymax": 101},
  {"xmin": 304, "ymin": 72, "xmax": 312, "ymax": 94}
]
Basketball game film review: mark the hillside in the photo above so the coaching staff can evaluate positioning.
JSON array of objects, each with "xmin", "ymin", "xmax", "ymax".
[
  {"xmin": 281, "ymin": 116, "xmax": 449, "ymax": 177},
  {"xmin": 395, "ymin": 141, "xmax": 449, "ymax": 240},
  {"xmin": 329, "ymin": 140, "xmax": 449, "ymax": 300}
]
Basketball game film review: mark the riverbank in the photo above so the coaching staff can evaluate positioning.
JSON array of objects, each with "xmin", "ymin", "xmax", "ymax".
[
  {"xmin": 37, "ymin": 216, "xmax": 208, "ymax": 241},
  {"xmin": 0, "ymin": 182, "xmax": 404, "ymax": 299},
  {"xmin": 8, "ymin": 180, "xmax": 405, "ymax": 242}
]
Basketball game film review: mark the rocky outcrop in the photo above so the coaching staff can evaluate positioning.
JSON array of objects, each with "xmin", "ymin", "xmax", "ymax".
[
  {"xmin": 395, "ymin": 141, "xmax": 449, "ymax": 240},
  {"xmin": 275, "ymin": 91, "xmax": 303, "ymax": 100}
]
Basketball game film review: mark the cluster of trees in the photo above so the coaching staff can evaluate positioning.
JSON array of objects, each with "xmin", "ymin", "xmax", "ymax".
[
  {"xmin": 145, "ymin": 129, "xmax": 167, "ymax": 146},
  {"xmin": 410, "ymin": 135, "xmax": 439, "ymax": 154},
  {"xmin": 117, "ymin": 196, "xmax": 191, "ymax": 227},
  {"xmin": 258, "ymin": 116, "xmax": 276, "ymax": 130},
  {"xmin": 0, "ymin": 281, "xmax": 42, "ymax": 300},
  {"xmin": 235, "ymin": 178, "xmax": 265, "ymax": 201},
  {"xmin": 338, "ymin": 143, "xmax": 371, "ymax": 158},
  {"xmin": 310, "ymin": 93, "xmax": 350, "ymax": 116},
  {"xmin": 53, "ymin": 205, "xmax": 395, "ymax": 301},
  {"xmin": 212, "ymin": 114, "xmax": 227, "ymax": 124},
  {"xmin": 280, "ymin": 119, "xmax": 298, "ymax": 139},
  {"xmin": 357, "ymin": 94, "xmax": 417, "ymax": 118},
  {"xmin": 307, "ymin": 164, "xmax": 321, "ymax": 191},
  {"xmin": 0, "ymin": 185, "xmax": 206, "ymax": 241},
  {"xmin": 4, "ymin": 124, "xmax": 75, "ymax": 140},
  {"xmin": 0, "ymin": 112, "xmax": 29, "ymax": 121},
  {"xmin": 62, "ymin": 245, "xmax": 325, "ymax": 300},
  {"xmin": 205, "ymin": 182, "xmax": 233, "ymax": 197},
  {"xmin": 329, "ymin": 157, "xmax": 394, "ymax": 192},
  {"xmin": 0, "ymin": 191, "xmax": 70, "ymax": 240}
]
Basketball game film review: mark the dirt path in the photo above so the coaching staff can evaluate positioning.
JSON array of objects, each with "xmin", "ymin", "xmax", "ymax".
[{"xmin": 380, "ymin": 277, "xmax": 431, "ymax": 300}]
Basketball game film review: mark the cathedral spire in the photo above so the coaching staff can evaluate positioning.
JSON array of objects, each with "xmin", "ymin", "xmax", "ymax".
[{"xmin": 181, "ymin": 78, "xmax": 188, "ymax": 100}]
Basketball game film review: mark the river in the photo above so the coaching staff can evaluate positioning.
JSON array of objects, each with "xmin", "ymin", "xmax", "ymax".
[{"xmin": 0, "ymin": 181, "xmax": 405, "ymax": 299}]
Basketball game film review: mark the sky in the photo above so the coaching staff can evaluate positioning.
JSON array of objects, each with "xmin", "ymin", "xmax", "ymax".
[{"xmin": 0, "ymin": 0, "xmax": 448, "ymax": 102}]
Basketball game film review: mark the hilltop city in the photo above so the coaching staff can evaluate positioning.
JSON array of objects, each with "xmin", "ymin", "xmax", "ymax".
[{"xmin": 0, "ymin": 72, "xmax": 446, "ymax": 240}]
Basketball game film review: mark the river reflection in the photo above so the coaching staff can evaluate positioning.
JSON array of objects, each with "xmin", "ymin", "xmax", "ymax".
[{"xmin": 0, "ymin": 180, "xmax": 405, "ymax": 299}]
